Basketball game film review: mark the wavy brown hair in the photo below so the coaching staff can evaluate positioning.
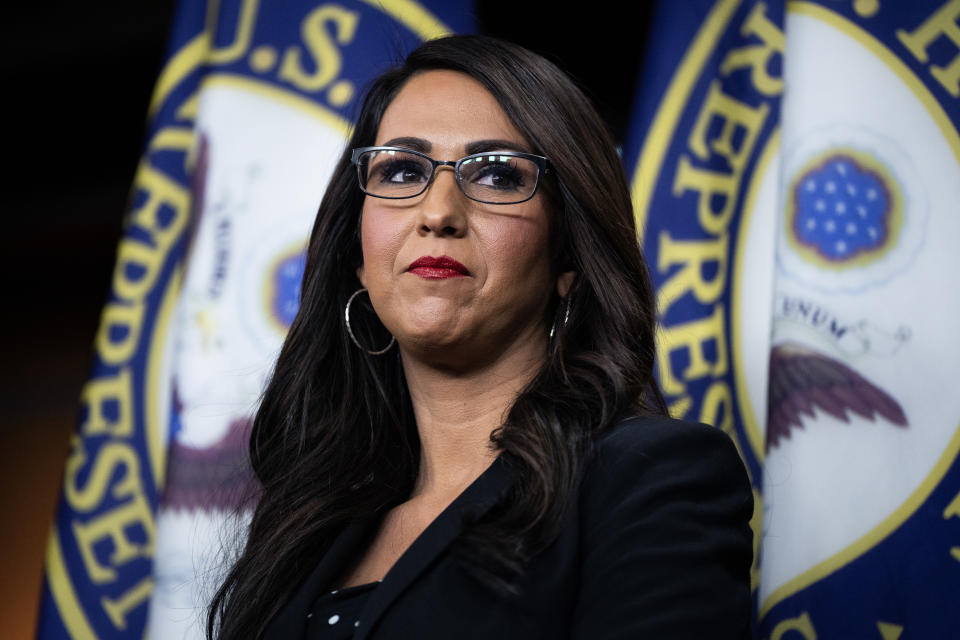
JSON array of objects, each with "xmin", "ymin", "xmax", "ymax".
[{"xmin": 208, "ymin": 34, "xmax": 666, "ymax": 639}]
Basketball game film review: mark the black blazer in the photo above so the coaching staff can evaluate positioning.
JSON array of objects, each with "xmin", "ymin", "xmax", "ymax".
[{"xmin": 264, "ymin": 416, "xmax": 754, "ymax": 639}]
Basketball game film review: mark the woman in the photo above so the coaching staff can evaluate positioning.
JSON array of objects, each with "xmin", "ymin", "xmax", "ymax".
[{"xmin": 209, "ymin": 35, "xmax": 753, "ymax": 639}]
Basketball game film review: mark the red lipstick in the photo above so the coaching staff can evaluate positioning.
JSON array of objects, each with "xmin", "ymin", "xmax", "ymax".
[{"xmin": 407, "ymin": 255, "xmax": 471, "ymax": 279}]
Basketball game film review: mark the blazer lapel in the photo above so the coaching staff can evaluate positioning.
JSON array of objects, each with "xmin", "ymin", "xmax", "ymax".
[
  {"xmin": 264, "ymin": 514, "xmax": 379, "ymax": 638},
  {"xmin": 355, "ymin": 454, "xmax": 512, "ymax": 640}
]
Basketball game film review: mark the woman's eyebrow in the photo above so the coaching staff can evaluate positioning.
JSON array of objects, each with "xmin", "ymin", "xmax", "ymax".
[
  {"xmin": 465, "ymin": 139, "xmax": 531, "ymax": 155},
  {"xmin": 382, "ymin": 136, "xmax": 431, "ymax": 152},
  {"xmin": 379, "ymin": 137, "xmax": 531, "ymax": 156}
]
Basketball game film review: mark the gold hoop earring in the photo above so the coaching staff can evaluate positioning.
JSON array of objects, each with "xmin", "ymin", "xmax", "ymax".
[{"xmin": 345, "ymin": 288, "xmax": 395, "ymax": 355}]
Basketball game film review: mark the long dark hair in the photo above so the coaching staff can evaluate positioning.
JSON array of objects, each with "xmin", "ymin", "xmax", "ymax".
[{"xmin": 208, "ymin": 34, "xmax": 665, "ymax": 639}]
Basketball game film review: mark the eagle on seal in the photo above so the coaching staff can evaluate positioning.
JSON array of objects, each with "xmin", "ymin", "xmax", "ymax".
[{"xmin": 766, "ymin": 343, "xmax": 908, "ymax": 452}]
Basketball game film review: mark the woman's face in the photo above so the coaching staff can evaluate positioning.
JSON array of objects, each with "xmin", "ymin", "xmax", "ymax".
[{"xmin": 357, "ymin": 70, "xmax": 569, "ymax": 368}]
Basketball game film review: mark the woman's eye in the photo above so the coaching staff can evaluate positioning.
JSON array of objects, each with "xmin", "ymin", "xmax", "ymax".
[
  {"xmin": 474, "ymin": 163, "xmax": 525, "ymax": 190},
  {"xmin": 376, "ymin": 161, "xmax": 427, "ymax": 184}
]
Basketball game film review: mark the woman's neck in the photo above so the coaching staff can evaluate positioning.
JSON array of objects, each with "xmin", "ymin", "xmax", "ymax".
[{"xmin": 400, "ymin": 336, "xmax": 545, "ymax": 501}]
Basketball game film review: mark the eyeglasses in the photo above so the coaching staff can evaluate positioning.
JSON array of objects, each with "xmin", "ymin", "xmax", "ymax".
[{"xmin": 351, "ymin": 146, "xmax": 549, "ymax": 205}]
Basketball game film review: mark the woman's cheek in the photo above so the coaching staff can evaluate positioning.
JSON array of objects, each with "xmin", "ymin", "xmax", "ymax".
[
  {"xmin": 485, "ymin": 215, "xmax": 551, "ymax": 277},
  {"xmin": 360, "ymin": 206, "xmax": 404, "ymax": 286}
]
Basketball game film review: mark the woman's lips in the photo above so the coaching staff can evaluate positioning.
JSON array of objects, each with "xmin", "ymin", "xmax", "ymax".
[{"xmin": 407, "ymin": 255, "xmax": 471, "ymax": 279}]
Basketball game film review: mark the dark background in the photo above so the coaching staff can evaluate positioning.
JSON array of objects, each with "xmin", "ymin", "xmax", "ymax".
[{"xmin": 0, "ymin": 2, "xmax": 654, "ymax": 636}]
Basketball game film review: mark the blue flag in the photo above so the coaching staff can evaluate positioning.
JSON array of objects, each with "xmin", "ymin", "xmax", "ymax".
[
  {"xmin": 623, "ymin": 0, "xmax": 783, "ymax": 626},
  {"xmin": 37, "ymin": 2, "xmax": 473, "ymax": 638},
  {"xmin": 760, "ymin": 2, "xmax": 960, "ymax": 637},
  {"xmin": 626, "ymin": 0, "xmax": 960, "ymax": 637}
]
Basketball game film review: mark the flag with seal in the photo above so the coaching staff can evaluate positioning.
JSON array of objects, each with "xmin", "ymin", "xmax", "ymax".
[
  {"xmin": 37, "ymin": 2, "xmax": 474, "ymax": 638},
  {"xmin": 760, "ymin": 2, "xmax": 960, "ymax": 637},
  {"xmin": 626, "ymin": 0, "xmax": 960, "ymax": 637},
  {"xmin": 623, "ymin": 1, "xmax": 784, "ymax": 625}
]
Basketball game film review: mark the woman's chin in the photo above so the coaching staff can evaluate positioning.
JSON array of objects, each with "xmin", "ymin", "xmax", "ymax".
[
  {"xmin": 391, "ymin": 321, "xmax": 490, "ymax": 369},
  {"xmin": 396, "ymin": 324, "xmax": 466, "ymax": 353},
  {"xmin": 389, "ymin": 300, "xmax": 467, "ymax": 341}
]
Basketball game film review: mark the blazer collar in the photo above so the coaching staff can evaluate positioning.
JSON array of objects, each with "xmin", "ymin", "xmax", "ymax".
[
  {"xmin": 263, "ymin": 512, "xmax": 379, "ymax": 638},
  {"xmin": 356, "ymin": 453, "xmax": 511, "ymax": 640},
  {"xmin": 264, "ymin": 454, "xmax": 512, "ymax": 639}
]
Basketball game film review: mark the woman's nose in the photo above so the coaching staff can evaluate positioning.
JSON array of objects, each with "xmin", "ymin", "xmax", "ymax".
[{"xmin": 415, "ymin": 166, "xmax": 468, "ymax": 237}]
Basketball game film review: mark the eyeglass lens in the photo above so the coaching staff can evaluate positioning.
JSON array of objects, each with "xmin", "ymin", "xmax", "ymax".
[{"xmin": 357, "ymin": 149, "xmax": 539, "ymax": 203}]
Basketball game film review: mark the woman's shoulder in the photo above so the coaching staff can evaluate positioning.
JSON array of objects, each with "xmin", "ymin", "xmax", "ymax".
[
  {"xmin": 582, "ymin": 414, "xmax": 753, "ymax": 511},
  {"xmin": 571, "ymin": 421, "xmax": 754, "ymax": 637},
  {"xmin": 591, "ymin": 414, "xmax": 743, "ymax": 467}
]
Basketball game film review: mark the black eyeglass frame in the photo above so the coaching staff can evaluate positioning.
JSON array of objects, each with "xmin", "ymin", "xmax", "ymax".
[{"xmin": 350, "ymin": 146, "xmax": 550, "ymax": 205}]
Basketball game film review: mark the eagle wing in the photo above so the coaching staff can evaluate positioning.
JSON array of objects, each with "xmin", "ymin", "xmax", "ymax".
[
  {"xmin": 766, "ymin": 343, "xmax": 907, "ymax": 452},
  {"xmin": 162, "ymin": 416, "xmax": 261, "ymax": 512}
]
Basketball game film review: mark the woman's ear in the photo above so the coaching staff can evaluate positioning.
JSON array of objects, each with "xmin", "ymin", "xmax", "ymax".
[
  {"xmin": 556, "ymin": 271, "xmax": 576, "ymax": 298},
  {"xmin": 356, "ymin": 264, "xmax": 367, "ymax": 288}
]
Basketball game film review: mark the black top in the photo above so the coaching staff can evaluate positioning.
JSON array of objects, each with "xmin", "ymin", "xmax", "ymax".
[
  {"xmin": 305, "ymin": 581, "xmax": 380, "ymax": 639},
  {"xmin": 265, "ymin": 416, "xmax": 754, "ymax": 639}
]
